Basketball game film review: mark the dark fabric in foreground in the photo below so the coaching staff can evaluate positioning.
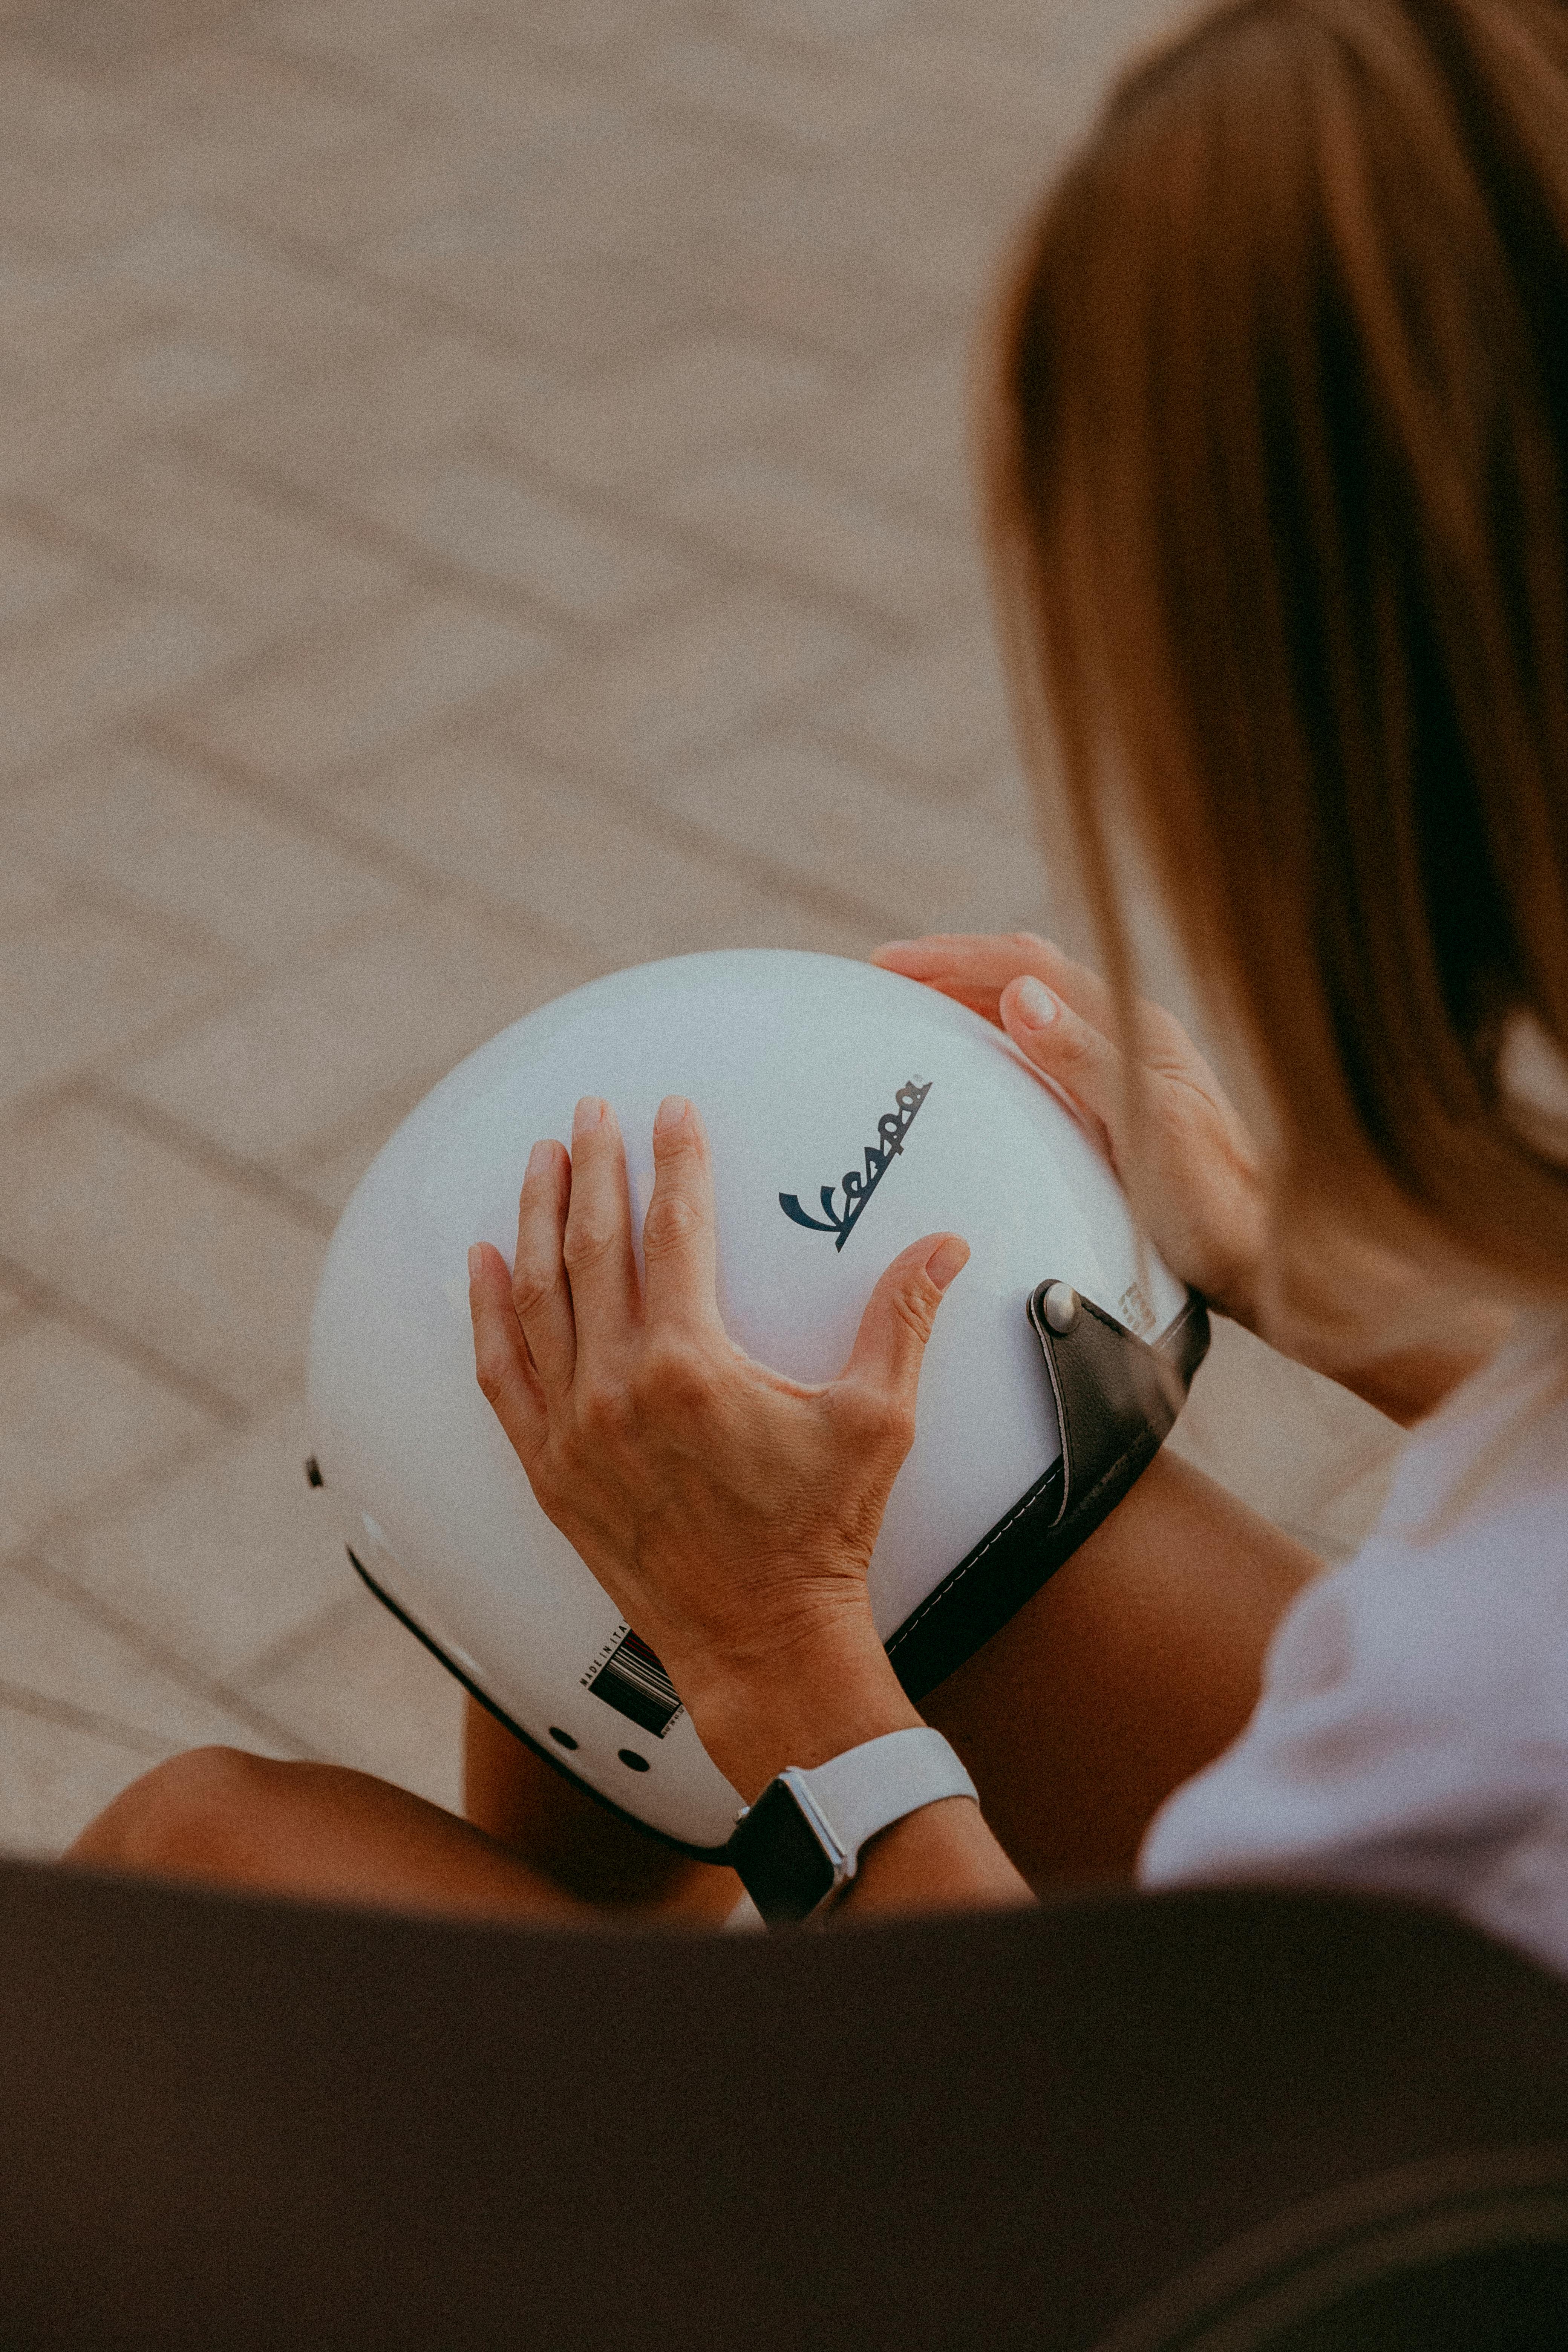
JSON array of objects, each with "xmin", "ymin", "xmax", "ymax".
[{"xmin": 0, "ymin": 1861, "xmax": 1565, "ymax": 2350}]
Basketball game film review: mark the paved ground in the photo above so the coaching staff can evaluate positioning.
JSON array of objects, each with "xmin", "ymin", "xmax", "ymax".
[{"xmin": 0, "ymin": 0, "xmax": 1404, "ymax": 1858}]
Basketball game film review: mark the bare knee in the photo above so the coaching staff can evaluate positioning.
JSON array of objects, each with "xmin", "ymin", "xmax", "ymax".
[{"xmin": 67, "ymin": 1746, "xmax": 292, "ymax": 1881}]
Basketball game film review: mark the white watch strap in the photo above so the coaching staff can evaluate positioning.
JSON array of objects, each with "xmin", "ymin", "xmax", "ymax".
[{"xmin": 782, "ymin": 1727, "xmax": 978, "ymax": 1891}]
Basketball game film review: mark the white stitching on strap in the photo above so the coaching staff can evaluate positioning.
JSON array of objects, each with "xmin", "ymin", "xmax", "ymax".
[
  {"xmin": 885, "ymin": 1463, "xmax": 1061, "ymax": 1655},
  {"xmin": 884, "ymin": 1440, "xmax": 1152, "ymax": 1657}
]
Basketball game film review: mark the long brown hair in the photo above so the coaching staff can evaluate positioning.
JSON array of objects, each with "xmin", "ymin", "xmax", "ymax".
[{"xmin": 989, "ymin": 0, "xmax": 1568, "ymax": 1300}]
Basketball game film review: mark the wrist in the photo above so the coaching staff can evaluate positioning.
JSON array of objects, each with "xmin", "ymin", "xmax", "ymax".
[
  {"xmin": 1208, "ymin": 1272, "xmax": 1261, "ymax": 1332},
  {"xmin": 1204, "ymin": 1223, "xmax": 1266, "ymax": 1334},
  {"xmin": 681, "ymin": 1609, "xmax": 921, "ymax": 1805}
]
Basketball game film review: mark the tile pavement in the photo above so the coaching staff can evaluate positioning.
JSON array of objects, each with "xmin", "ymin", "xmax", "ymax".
[{"xmin": 0, "ymin": 0, "xmax": 1405, "ymax": 1860}]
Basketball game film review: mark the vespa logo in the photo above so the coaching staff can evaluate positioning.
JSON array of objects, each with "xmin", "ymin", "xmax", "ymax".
[{"xmin": 779, "ymin": 1078, "xmax": 932, "ymax": 1252}]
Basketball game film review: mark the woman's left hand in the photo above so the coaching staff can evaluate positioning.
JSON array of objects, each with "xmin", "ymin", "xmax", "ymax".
[{"xmin": 467, "ymin": 1091, "xmax": 969, "ymax": 1801}]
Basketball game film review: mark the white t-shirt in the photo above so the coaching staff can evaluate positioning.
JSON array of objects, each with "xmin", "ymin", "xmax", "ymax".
[{"xmin": 1139, "ymin": 1306, "xmax": 1568, "ymax": 1975}]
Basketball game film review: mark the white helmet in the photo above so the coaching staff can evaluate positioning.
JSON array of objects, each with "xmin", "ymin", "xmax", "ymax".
[{"xmin": 306, "ymin": 951, "xmax": 1207, "ymax": 1853}]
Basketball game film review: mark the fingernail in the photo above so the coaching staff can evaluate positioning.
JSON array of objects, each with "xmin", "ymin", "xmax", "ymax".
[
  {"xmin": 573, "ymin": 1095, "xmax": 605, "ymax": 1137},
  {"xmin": 925, "ymin": 1236, "xmax": 970, "ymax": 1292},
  {"xmin": 467, "ymin": 1243, "xmax": 482, "ymax": 1282},
  {"xmin": 655, "ymin": 1093, "xmax": 690, "ymax": 1133},
  {"xmin": 874, "ymin": 940, "xmax": 914, "ymax": 958},
  {"xmin": 1014, "ymin": 976, "xmax": 1058, "ymax": 1029},
  {"xmin": 525, "ymin": 1138, "xmax": 553, "ymax": 1181}
]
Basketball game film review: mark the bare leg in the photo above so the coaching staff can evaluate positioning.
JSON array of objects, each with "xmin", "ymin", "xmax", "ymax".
[
  {"xmin": 64, "ymin": 1721, "xmax": 742, "ymax": 1928},
  {"xmin": 67, "ymin": 1747, "xmax": 591, "ymax": 1924},
  {"xmin": 920, "ymin": 1450, "xmax": 1318, "ymax": 1887},
  {"xmin": 464, "ymin": 1701, "xmax": 743, "ymax": 1922}
]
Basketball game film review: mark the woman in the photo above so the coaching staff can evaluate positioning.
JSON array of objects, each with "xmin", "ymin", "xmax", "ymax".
[{"xmin": 72, "ymin": 0, "xmax": 1568, "ymax": 1964}]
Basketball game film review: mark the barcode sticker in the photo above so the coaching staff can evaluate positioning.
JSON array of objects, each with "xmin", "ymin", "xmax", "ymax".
[{"xmin": 586, "ymin": 1627, "xmax": 683, "ymax": 1738}]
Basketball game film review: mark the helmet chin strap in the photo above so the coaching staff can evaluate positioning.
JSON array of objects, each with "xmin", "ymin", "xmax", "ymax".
[
  {"xmin": 883, "ymin": 1284, "xmax": 1210, "ymax": 1704},
  {"xmin": 1030, "ymin": 1280, "xmax": 1210, "ymax": 1533}
]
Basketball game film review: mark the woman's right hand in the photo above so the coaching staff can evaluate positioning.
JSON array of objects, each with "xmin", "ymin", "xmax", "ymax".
[{"xmin": 873, "ymin": 932, "xmax": 1266, "ymax": 1329}]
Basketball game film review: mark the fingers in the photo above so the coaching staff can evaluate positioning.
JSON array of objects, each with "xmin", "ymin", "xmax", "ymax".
[
  {"xmin": 560, "ymin": 1096, "xmax": 640, "ymax": 1363},
  {"xmin": 511, "ymin": 1137, "xmax": 576, "ymax": 1392},
  {"xmin": 872, "ymin": 933, "xmax": 1013, "ymax": 1024},
  {"xmin": 642, "ymin": 1096, "xmax": 721, "ymax": 1332},
  {"xmin": 873, "ymin": 933, "xmax": 1119, "ymax": 1033},
  {"xmin": 999, "ymin": 974, "xmax": 1126, "ymax": 1154},
  {"xmin": 878, "ymin": 931, "xmax": 1132, "ymax": 1140},
  {"xmin": 468, "ymin": 1241, "xmax": 547, "ymax": 1459},
  {"xmin": 835, "ymin": 1231, "xmax": 969, "ymax": 1442}
]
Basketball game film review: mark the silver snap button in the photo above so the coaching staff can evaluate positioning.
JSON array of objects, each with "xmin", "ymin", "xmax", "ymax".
[{"xmin": 1043, "ymin": 1283, "xmax": 1080, "ymax": 1334}]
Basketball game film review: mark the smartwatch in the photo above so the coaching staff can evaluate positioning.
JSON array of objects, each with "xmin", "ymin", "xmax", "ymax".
[{"xmin": 726, "ymin": 1727, "xmax": 980, "ymax": 1924}]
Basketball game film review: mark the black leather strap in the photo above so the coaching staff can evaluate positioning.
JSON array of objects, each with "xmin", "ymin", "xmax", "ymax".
[{"xmin": 884, "ymin": 1286, "xmax": 1210, "ymax": 1702}]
